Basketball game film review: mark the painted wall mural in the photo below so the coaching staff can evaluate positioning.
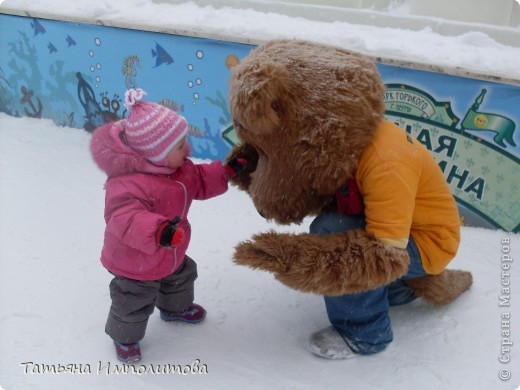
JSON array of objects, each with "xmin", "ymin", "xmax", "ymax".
[
  {"xmin": 0, "ymin": 13, "xmax": 518, "ymax": 232},
  {"xmin": 0, "ymin": 13, "xmax": 247, "ymax": 159}
]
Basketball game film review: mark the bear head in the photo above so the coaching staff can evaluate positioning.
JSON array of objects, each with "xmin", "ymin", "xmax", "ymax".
[{"xmin": 228, "ymin": 39, "xmax": 385, "ymax": 224}]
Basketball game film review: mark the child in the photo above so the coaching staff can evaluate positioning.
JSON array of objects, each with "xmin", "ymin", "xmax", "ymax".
[{"xmin": 90, "ymin": 89, "xmax": 244, "ymax": 363}]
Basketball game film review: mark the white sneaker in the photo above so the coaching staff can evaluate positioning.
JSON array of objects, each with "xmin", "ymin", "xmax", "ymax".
[{"xmin": 308, "ymin": 326, "xmax": 358, "ymax": 360}]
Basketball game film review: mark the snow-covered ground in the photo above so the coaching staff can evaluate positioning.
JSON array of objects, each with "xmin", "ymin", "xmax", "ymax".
[{"xmin": 0, "ymin": 113, "xmax": 519, "ymax": 390}]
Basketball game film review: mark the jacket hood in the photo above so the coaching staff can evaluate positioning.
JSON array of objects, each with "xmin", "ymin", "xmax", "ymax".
[{"xmin": 90, "ymin": 121, "xmax": 177, "ymax": 178}]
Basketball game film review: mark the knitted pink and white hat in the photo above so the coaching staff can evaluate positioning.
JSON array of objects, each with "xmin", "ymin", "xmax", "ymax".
[{"xmin": 123, "ymin": 88, "xmax": 188, "ymax": 165}]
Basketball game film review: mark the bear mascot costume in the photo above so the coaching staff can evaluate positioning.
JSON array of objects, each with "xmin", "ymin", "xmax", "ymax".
[{"xmin": 226, "ymin": 39, "xmax": 473, "ymax": 359}]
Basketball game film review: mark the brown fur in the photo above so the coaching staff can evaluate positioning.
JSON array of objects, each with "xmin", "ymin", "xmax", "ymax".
[
  {"xmin": 404, "ymin": 270, "xmax": 473, "ymax": 306},
  {"xmin": 228, "ymin": 39, "xmax": 471, "ymax": 302},
  {"xmin": 228, "ymin": 39, "xmax": 385, "ymax": 222},
  {"xmin": 234, "ymin": 229, "xmax": 409, "ymax": 296}
]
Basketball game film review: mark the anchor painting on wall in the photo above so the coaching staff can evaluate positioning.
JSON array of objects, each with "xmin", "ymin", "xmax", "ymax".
[{"xmin": 0, "ymin": 14, "xmax": 252, "ymax": 159}]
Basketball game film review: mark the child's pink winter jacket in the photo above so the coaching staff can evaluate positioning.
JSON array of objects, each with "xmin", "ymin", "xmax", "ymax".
[{"xmin": 90, "ymin": 122, "xmax": 228, "ymax": 280}]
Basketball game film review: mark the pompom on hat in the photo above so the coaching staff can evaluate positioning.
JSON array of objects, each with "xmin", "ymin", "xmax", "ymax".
[{"xmin": 122, "ymin": 88, "xmax": 188, "ymax": 165}]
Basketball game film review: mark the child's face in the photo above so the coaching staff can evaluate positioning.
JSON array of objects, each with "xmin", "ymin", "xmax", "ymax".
[{"xmin": 166, "ymin": 137, "xmax": 190, "ymax": 169}]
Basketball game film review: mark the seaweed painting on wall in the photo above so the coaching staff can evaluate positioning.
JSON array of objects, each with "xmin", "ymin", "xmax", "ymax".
[{"xmin": 0, "ymin": 13, "xmax": 254, "ymax": 160}]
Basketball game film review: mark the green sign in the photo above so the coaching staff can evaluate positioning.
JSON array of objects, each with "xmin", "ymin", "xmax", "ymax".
[
  {"xmin": 460, "ymin": 89, "xmax": 516, "ymax": 148},
  {"xmin": 384, "ymin": 84, "xmax": 519, "ymax": 232}
]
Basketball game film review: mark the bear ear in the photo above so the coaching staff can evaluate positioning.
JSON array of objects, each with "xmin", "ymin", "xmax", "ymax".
[{"xmin": 229, "ymin": 59, "xmax": 291, "ymax": 135}]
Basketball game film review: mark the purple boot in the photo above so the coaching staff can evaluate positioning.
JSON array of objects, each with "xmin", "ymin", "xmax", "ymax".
[
  {"xmin": 160, "ymin": 303, "xmax": 206, "ymax": 323},
  {"xmin": 114, "ymin": 341, "xmax": 142, "ymax": 363}
]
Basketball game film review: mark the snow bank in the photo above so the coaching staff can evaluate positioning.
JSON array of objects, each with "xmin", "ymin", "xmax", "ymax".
[{"xmin": 1, "ymin": 0, "xmax": 519, "ymax": 82}]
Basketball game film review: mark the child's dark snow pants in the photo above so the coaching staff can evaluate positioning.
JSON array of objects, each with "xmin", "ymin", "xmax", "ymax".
[{"xmin": 105, "ymin": 256, "xmax": 198, "ymax": 344}]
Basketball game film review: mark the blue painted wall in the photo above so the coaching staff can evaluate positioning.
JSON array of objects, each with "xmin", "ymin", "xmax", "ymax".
[{"xmin": 0, "ymin": 13, "xmax": 253, "ymax": 159}]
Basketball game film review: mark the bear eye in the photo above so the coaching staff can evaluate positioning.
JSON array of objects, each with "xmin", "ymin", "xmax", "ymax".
[{"xmin": 236, "ymin": 122, "xmax": 249, "ymax": 133}]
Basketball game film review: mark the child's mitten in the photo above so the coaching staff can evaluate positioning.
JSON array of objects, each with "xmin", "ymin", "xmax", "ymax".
[
  {"xmin": 156, "ymin": 217, "xmax": 185, "ymax": 248},
  {"xmin": 225, "ymin": 156, "xmax": 248, "ymax": 178}
]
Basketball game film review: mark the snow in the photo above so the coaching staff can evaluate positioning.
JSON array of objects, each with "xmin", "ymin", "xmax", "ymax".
[
  {"xmin": 1, "ymin": 0, "xmax": 520, "ymax": 81},
  {"xmin": 0, "ymin": 0, "xmax": 519, "ymax": 388},
  {"xmin": 1, "ymin": 113, "xmax": 519, "ymax": 389}
]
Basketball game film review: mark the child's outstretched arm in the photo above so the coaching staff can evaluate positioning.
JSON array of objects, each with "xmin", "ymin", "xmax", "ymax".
[{"xmin": 184, "ymin": 157, "xmax": 247, "ymax": 201}]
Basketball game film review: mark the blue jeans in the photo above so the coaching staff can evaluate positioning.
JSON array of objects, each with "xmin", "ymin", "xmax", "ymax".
[{"xmin": 309, "ymin": 213, "xmax": 427, "ymax": 355}]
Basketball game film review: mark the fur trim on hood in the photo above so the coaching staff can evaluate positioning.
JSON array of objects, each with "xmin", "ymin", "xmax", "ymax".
[{"xmin": 90, "ymin": 121, "xmax": 177, "ymax": 178}]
